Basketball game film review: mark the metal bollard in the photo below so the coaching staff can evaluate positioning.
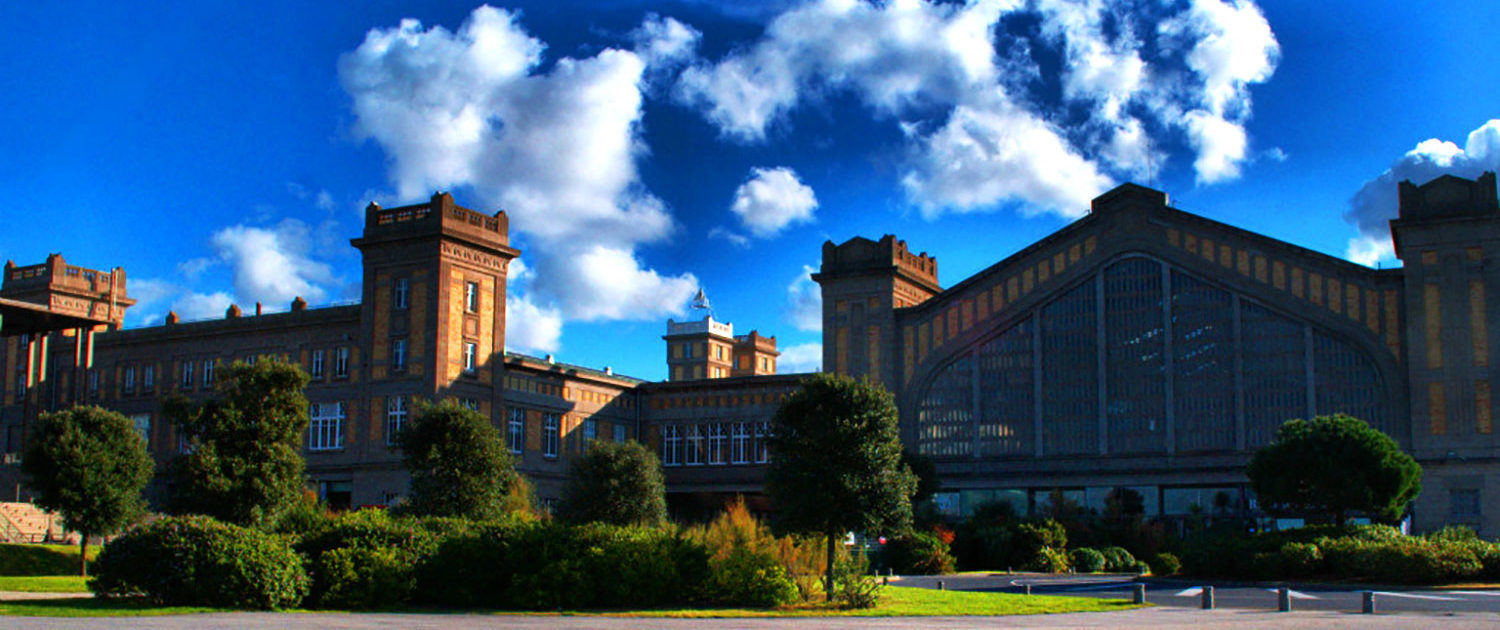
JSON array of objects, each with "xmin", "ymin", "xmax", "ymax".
[
  {"xmin": 1362, "ymin": 591, "xmax": 1375, "ymax": 614},
  {"xmin": 888, "ymin": 568, "xmax": 895, "ymax": 577},
  {"xmin": 937, "ymin": 580, "xmax": 945, "ymax": 591},
  {"xmin": 882, "ymin": 576, "xmax": 889, "ymax": 586},
  {"xmin": 1277, "ymin": 586, "xmax": 1291, "ymax": 612},
  {"xmin": 1023, "ymin": 584, "xmax": 1031, "ymax": 596},
  {"xmin": 1201, "ymin": 586, "xmax": 1214, "ymax": 610},
  {"xmin": 1132, "ymin": 583, "xmax": 1146, "ymax": 604}
]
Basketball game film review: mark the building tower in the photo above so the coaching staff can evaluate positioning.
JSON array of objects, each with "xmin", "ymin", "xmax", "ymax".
[
  {"xmin": 731, "ymin": 330, "xmax": 778, "ymax": 377},
  {"xmin": 664, "ymin": 289, "xmax": 736, "ymax": 381},
  {"xmin": 813, "ymin": 234, "xmax": 941, "ymax": 387},
  {"xmin": 1391, "ymin": 172, "xmax": 1500, "ymax": 463},
  {"xmin": 350, "ymin": 192, "xmax": 520, "ymax": 407}
]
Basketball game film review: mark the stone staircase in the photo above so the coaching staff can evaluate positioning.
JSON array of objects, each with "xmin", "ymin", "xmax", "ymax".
[{"xmin": 0, "ymin": 502, "xmax": 77, "ymax": 544}]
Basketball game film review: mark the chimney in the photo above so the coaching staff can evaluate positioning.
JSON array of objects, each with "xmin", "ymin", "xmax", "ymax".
[
  {"xmin": 291, "ymin": 296, "xmax": 308, "ymax": 312},
  {"xmin": 165, "ymin": 311, "xmax": 179, "ymax": 325},
  {"xmin": 255, "ymin": 302, "xmax": 263, "ymax": 316},
  {"xmin": 545, "ymin": 354, "xmax": 555, "ymax": 364},
  {"xmin": 604, "ymin": 366, "xmax": 613, "ymax": 375},
  {"xmin": 226, "ymin": 304, "xmax": 242, "ymax": 319}
]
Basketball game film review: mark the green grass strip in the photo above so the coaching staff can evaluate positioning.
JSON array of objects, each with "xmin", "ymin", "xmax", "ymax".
[{"xmin": 0, "ymin": 575, "xmax": 89, "ymax": 593}]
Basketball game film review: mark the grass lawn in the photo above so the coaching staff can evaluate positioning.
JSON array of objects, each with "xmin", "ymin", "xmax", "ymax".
[
  {"xmin": 0, "ymin": 584, "xmax": 1141, "ymax": 618},
  {"xmin": 0, "ymin": 543, "xmax": 99, "ymax": 576},
  {"xmin": 0, "ymin": 598, "xmax": 223, "ymax": 617},
  {"xmin": 585, "ymin": 586, "xmax": 1141, "ymax": 618},
  {"xmin": 0, "ymin": 575, "xmax": 89, "ymax": 593}
]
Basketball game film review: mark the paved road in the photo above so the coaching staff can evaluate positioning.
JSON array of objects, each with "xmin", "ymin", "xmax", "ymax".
[
  {"xmin": 3, "ymin": 608, "xmax": 1500, "ymax": 630},
  {"xmin": 897, "ymin": 573, "xmax": 1500, "ymax": 615}
]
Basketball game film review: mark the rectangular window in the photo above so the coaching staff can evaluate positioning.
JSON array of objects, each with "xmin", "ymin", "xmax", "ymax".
[
  {"xmin": 123, "ymin": 366, "xmax": 135, "ymax": 394},
  {"xmin": 14, "ymin": 370, "xmax": 24, "ymax": 403},
  {"xmin": 613, "ymin": 423, "xmax": 627, "ymax": 443},
  {"xmin": 685, "ymin": 424, "xmax": 704, "ymax": 465},
  {"xmin": 88, "ymin": 370, "xmax": 98, "ymax": 398},
  {"xmin": 143, "ymin": 365, "xmax": 155, "ymax": 389},
  {"xmin": 1451, "ymin": 489, "xmax": 1481, "ymax": 519},
  {"xmin": 466, "ymin": 281, "xmax": 479, "ymax": 312},
  {"xmin": 129, "ymin": 413, "xmax": 150, "ymax": 446},
  {"xmin": 311, "ymin": 349, "xmax": 325, "ymax": 379},
  {"xmin": 394, "ymin": 278, "xmax": 409, "ymax": 310},
  {"xmin": 461, "ymin": 398, "xmax": 479, "ymax": 412},
  {"xmin": 708, "ymin": 423, "xmax": 727, "ymax": 465},
  {"xmin": 182, "ymin": 362, "xmax": 194, "ymax": 389},
  {"xmin": 582, "ymin": 418, "xmax": 597, "ymax": 443},
  {"xmin": 385, "ymin": 396, "xmax": 407, "ymax": 446},
  {"xmin": 507, "ymin": 407, "xmax": 524, "ymax": 454},
  {"xmin": 308, "ymin": 402, "xmax": 346, "ymax": 451},
  {"xmin": 463, "ymin": 342, "xmax": 477, "ymax": 373},
  {"xmin": 244, "ymin": 355, "xmax": 257, "ymax": 367},
  {"xmin": 392, "ymin": 338, "xmax": 407, "ymax": 372},
  {"xmin": 543, "ymin": 413, "xmax": 559, "ymax": 458},
  {"xmin": 335, "ymin": 347, "xmax": 349, "ymax": 378},
  {"xmin": 731, "ymin": 422, "xmax": 750, "ymax": 464},
  {"xmin": 663, "ymin": 425, "xmax": 682, "ymax": 465},
  {"xmin": 754, "ymin": 421, "xmax": 770, "ymax": 463}
]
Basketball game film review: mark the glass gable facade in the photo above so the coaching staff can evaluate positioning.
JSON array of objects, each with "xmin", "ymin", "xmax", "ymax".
[{"xmin": 915, "ymin": 255, "xmax": 1396, "ymax": 459}]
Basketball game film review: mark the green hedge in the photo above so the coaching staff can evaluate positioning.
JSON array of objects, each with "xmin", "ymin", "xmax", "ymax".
[
  {"xmin": 1069, "ymin": 548, "xmax": 1106, "ymax": 573},
  {"xmin": 1181, "ymin": 524, "xmax": 1500, "ymax": 584},
  {"xmin": 89, "ymin": 515, "xmax": 308, "ymax": 609},
  {"xmin": 294, "ymin": 509, "xmax": 440, "ymax": 609},
  {"xmin": 881, "ymin": 532, "xmax": 955, "ymax": 575}
]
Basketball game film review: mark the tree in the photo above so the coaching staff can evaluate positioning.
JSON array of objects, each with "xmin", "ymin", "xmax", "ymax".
[
  {"xmin": 164, "ymin": 359, "xmax": 310, "ymax": 528},
  {"xmin": 558, "ymin": 439, "xmax": 667, "ymax": 527},
  {"xmin": 397, "ymin": 399, "xmax": 518, "ymax": 521},
  {"xmin": 765, "ymin": 373, "xmax": 916, "ymax": 602},
  {"xmin": 21, "ymin": 405, "xmax": 154, "ymax": 575},
  {"xmin": 901, "ymin": 450, "xmax": 940, "ymax": 505},
  {"xmin": 1247, "ymin": 414, "xmax": 1422, "ymax": 525}
]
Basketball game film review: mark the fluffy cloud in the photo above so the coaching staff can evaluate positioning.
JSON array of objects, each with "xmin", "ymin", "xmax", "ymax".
[
  {"xmin": 776, "ymin": 342, "xmax": 823, "ymax": 374},
  {"xmin": 505, "ymin": 294, "xmax": 563, "ymax": 354},
  {"xmin": 730, "ymin": 167, "xmax": 818, "ymax": 238},
  {"xmin": 1343, "ymin": 119, "xmax": 1500, "ymax": 266},
  {"xmin": 784, "ymin": 264, "xmax": 822, "ymax": 332},
  {"xmin": 124, "ymin": 278, "xmax": 236, "ymax": 327},
  {"xmin": 680, "ymin": 0, "xmax": 1282, "ymax": 217},
  {"xmin": 340, "ymin": 6, "xmax": 698, "ymax": 328},
  {"xmin": 210, "ymin": 219, "xmax": 335, "ymax": 307},
  {"xmin": 632, "ymin": 14, "xmax": 700, "ymax": 69}
]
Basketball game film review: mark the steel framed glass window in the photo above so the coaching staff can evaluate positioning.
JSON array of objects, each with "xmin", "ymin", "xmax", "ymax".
[{"xmin": 308, "ymin": 402, "xmax": 346, "ymax": 451}]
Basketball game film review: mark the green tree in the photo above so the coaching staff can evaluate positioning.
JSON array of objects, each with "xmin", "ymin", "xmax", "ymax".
[
  {"xmin": 21, "ymin": 405, "xmax": 154, "ymax": 575},
  {"xmin": 397, "ymin": 399, "xmax": 518, "ymax": 520},
  {"xmin": 164, "ymin": 359, "xmax": 310, "ymax": 528},
  {"xmin": 901, "ymin": 450, "xmax": 940, "ymax": 505},
  {"xmin": 558, "ymin": 439, "xmax": 668, "ymax": 527},
  {"xmin": 765, "ymin": 373, "xmax": 916, "ymax": 602},
  {"xmin": 1247, "ymin": 414, "xmax": 1422, "ymax": 525}
]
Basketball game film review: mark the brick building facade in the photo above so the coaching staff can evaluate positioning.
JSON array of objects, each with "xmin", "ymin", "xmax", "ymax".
[{"xmin": 3, "ymin": 173, "xmax": 1499, "ymax": 534}]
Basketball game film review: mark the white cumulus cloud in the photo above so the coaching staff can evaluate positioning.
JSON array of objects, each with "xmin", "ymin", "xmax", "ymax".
[
  {"xmin": 505, "ymin": 294, "xmax": 563, "ymax": 354},
  {"xmin": 340, "ymin": 6, "xmax": 699, "ymax": 329},
  {"xmin": 1342, "ymin": 119, "xmax": 1500, "ymax": 266},
  {"xmin": 679, "ymin": 0, "xmax": 1283, "ymax": 218},
  {"xmin": 776, "ymin": 341, "xmax": 823, "ymax": 374},
  {"xmin": 784, "ymin": 264, "xmax": 822, "ymax": 332},
  {"xmin": 210, "ymin": 219, "xmax": 335, "ymax": 307},
  {"xmin": 730, "ymin": 167, "xmax": 818, "ymax": 238}
]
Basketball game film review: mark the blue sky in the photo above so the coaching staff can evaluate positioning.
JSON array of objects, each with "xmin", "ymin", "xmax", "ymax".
[{"xmin": 2, "ymin": 0, "xmax": 1497, "ymax": 381}]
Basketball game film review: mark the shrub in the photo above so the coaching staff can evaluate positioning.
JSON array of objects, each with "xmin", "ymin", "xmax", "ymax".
[
  {"xmin": 1147, "ymin": 552, "xmax": 1181, "ymax": 576},
  {"xmin": 1026, "ymin": 547, "xmax": 1070, "ymax": 573},
  {"xmin": 313, "ymin": 546, "xmax": 408, "ymax": 610},
  {"xmin": 1015, "ymin": 519, "xmax": 1068, "ymax": 551},
  {"xmin": 1426, "ymin": 525, "xmax": 1479, "ymax": 543},
  {"xmin": 503, "ymin": 522, "xmax": 709, "ymax": 610},
  {"xmin": 294, "ymin": 509, "xmax": 439, "ymax": 609},
  {"xmin": 1276, "ymin": 542, "xmax": 1323, "ymax": 578},
  {"xmin": 705, "ymin": 546, "xmax": 800, "ymax": 608},
  {"xmin": 89, "ymin": 515, "xmax": 308, "ymax": 609},
  {"xmin": 882, "ymin": 532, "xmax": 955, "ymax": 575},
  {"xmin": 413, "ymin": 517, "xmax": 536, "ymax": 608},
  {"xmin": 1069, "ymin": 548, "xmax": 1107, "ymax": 573},
  {"xmin": 1099, "ymin": 546, "xmax": 1136, "ymax": 572},
  {"xmin": 832, "ymin": 551, "xmax": 880, "ymax": 609},
  {"xmin": 1472, "ymin": 541, "xmax": 1500, "ymax": 581}
]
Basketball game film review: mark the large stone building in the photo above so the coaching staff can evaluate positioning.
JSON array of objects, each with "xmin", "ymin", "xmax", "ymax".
[{"xmin": 2, "ymin": 173, "xmax": 1499, "ymax": 535}]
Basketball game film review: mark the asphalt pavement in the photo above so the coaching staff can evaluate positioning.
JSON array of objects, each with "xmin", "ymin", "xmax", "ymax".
[{"xmin": 896, "ymin": 572, "xmax": 1500, "ymax": 615}]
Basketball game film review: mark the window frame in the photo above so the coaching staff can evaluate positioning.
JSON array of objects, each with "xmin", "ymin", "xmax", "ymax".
[
  {"xmin": 507, "ymin": 407, "xmax": 525, "ymax": 454},
  {"xmin": 308, "ymin": 401, "xmax": 347, "ymax": 451},
  {"xmin": 385, "ymin": 396, "xmax": 407, "ymax": 446},
  {"xmin": 543, "ymin": 413, "xmax": 560, "ymax": 458},
  {"xmin": 394, "ymin": 278, "xmax": 409, "ymax": 310}
]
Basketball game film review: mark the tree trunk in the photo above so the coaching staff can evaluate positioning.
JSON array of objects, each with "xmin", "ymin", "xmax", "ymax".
[
  {"xmin": 825, "ymin": 530, "xmax": 836, "ymax": 603},
  {"xmin": 79, "ymin": 532, "xmax": 89, "ymax": 577}
]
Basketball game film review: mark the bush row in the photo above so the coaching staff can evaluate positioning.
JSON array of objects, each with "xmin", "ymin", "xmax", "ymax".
[
  {"xmin": 1180, "ymin": 524, "xmax": 1500, "ymax": 584},
  {"xmin": 89, "ymin": 510, "xmax": 804, "ymax": 610}
]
